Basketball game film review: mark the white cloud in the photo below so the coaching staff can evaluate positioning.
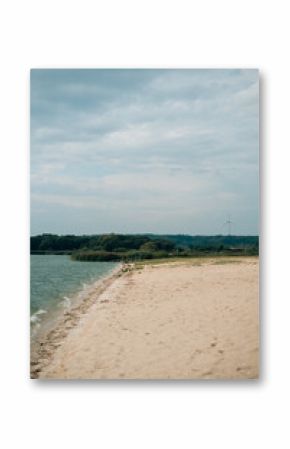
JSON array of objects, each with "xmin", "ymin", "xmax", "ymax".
[{"xmin": 31, "ymin": 69, "xmax": 259, "ymax": 234}]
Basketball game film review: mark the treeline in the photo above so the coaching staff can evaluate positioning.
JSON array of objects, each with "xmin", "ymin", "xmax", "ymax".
[
  {"xmin": 30, "ymin": 233, "xmax": 175, "ymax": 252},
  {"xmin": 146, "ymin": 234, "xmax": 259, "ymax": 250},
  {"xmin": 31, "ymin": 233, "xmax": 259, "ymax": 261}
]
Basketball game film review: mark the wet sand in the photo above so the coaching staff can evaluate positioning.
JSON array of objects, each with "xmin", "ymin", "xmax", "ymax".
[{"xmin": 35, "ymin": 257, "xmax": 259, "ymax": 379}]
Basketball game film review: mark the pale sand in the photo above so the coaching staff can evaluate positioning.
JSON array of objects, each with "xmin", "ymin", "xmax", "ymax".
[{"xmin": 38, "ymin": 257, "xmax": 259, "ymax": 379}]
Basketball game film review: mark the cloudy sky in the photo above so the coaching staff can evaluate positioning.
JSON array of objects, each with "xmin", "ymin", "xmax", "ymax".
[{"xmin": 31, "ymin": 69, "xmax": 259, "ymax": 236}]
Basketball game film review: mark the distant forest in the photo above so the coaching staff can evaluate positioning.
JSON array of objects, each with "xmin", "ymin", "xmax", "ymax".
[{"xmin": 30, "ymin": 233, "xmax": 259, "ymax": 261}]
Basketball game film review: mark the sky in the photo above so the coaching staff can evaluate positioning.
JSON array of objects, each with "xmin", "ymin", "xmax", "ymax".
[{"xmin": 30, "ymin": 69, "xmax": 259, "ymax": 236}]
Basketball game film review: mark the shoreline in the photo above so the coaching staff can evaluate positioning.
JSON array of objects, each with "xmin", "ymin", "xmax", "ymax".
[
  {"xmin": 30, "ymin": 262, "xmax": 126, "ymax": 378},
  {"xmin": 30, "ymin": 261, "xmax": 122, "ymax": 338},
  {"xmin": 33, "ymin": 256, "xmax": 259, "ymax": 379}
]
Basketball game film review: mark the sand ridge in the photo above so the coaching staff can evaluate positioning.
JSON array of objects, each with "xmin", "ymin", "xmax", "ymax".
[{"xmin": 37, "ymin": 257, "xmax": 259, "ymax": 379}]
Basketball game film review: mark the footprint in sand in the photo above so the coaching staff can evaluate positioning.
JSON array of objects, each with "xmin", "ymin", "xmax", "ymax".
[
  {"xmin": 202, "ymin": 371, "xmax": 213, "ymax": 377},
  {"xmin": 236, "ymin": 365, "xmax": 251, "ymax": 372}
]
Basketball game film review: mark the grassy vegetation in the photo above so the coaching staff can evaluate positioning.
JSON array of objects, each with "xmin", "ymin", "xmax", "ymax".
[
  {"xmin": 134, "ymin": 254, "xmax": 258, "ymax": 269},
  {"xmin": 212, "ymin": 259, "xmax": 242, "ymax": 265}
]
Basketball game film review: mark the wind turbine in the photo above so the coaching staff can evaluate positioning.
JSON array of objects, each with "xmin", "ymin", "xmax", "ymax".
[{"xmin": 224, "ymin": 215, "xmax": 233, "ymax": 236}]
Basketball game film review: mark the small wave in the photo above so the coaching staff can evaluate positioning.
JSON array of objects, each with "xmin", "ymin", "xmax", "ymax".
[
  {"xmin": 62, "ymin": 296, "xmax": 71, "ymax": 308},
  {"xmin": 37, "ymin": 309, "xmax": 47, "ymax": 315},
  {"xmin": 30, "ymin": 309, "xmax": 47, "ymax": 324}
]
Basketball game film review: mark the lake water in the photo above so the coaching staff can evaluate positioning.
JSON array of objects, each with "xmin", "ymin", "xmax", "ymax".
[{"xmin": 30, "ymin": 255, "xmax": 119, "ymax": 331}]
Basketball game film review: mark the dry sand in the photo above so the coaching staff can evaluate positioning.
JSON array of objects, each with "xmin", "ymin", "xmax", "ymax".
[{"xmin": 36, "ymin": 257, "xmax": 259, "ymax": 380}]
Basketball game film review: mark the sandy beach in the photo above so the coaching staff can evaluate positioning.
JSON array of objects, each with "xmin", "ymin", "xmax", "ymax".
[{"xmin": 33, "ymin": 257, "xmax": 259, "ymax": 380}]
